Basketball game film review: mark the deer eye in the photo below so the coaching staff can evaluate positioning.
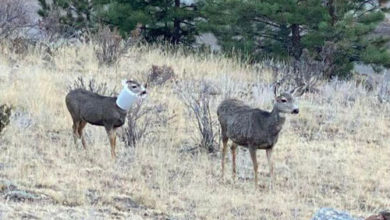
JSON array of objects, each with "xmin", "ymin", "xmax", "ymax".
[
  {"xmin": 281, "ymin": 99, "xmax": 287, "ymax": 103},
  {"xmin": 131, "ymin": 85, "xmax": 137, "ymax": 89}
]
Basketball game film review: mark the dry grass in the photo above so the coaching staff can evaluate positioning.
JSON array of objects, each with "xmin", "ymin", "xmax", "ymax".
[{"xmin": 0, "ymin": 42, "xmax": 389, "ymax": 219}]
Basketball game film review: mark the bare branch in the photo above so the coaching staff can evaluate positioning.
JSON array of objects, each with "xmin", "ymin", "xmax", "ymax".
[
  {"xmin": 174, "ymin": 79, "xmax": 219, "ymax": 152},
  {"xmin": 0, "ymin": 0, "xmax": 31, "ymax": 39}
]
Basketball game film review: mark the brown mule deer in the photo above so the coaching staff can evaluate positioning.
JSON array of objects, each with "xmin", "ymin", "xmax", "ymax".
[
  {"xmin": 65, "ymin": 80, "xmax": 147, "ymax": 158},
  {"xmin": 217, "ymin": 83, "xmax": 306, "ymax": 187}
]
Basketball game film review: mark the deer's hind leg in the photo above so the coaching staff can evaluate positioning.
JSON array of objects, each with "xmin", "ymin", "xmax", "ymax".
[
  {"xmin": 78, "ymin": 121, "xmax": 87, "ymax": 149},
  {"xmin": 72, "ymin": 120, "xmax": 81, "ymax": 146},
  {"xmin": 221, "ymin": 136, "xmax": 229, "ymax": 178},
  {"xmin": 231, "ymin": 143, "xmax": 237, "ymax": 181}
]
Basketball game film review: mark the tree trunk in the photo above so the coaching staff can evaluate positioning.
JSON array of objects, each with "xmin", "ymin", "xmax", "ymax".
[
  {"xmin": 327, "ymin": 0, "xmax": 336, "ymax": 26},
  {"xmin": 291, "ymin": 24, "xmax": 302, "ymax": 59},
  {"xmin": 172, "ymin": 0, "xmax": 181, "ymax": 44}
]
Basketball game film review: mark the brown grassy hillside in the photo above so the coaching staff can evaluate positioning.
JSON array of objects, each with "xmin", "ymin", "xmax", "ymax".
[{"xmin": 0, "ymin": 43, "xmax": 389, "ymax": 219}]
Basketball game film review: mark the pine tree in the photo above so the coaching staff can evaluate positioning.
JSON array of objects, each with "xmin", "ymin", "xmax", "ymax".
[
  {"xmin": 96, "ymin": 0, "xmax": 201, "ymax": 44},
  {"xmin": 318, "ymin": 0, "xmax": 390, "ymax": 76},
  {"xmin": 202, "ymin": 0, "xmax": 328, "ymax": 59},
  {"xmin": 202, "ymin": 0, "xmax": 390, "ymax": 77},
  {"xmin": 38, "ymin": 0, "xmax": 95, "ymax": 37},
  {"xmin": 38, "ymin": 0, "xmax": 201, "ymax": 44}
]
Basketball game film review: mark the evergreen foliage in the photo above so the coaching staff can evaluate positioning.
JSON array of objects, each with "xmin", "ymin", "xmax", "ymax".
[
  {"xmin": 95, "ymin": 0, "xmax": 201, "ymax": 44},
  {"xmin": 38, "ymin": 0, "xmax": 201, "ymax": 44},
  {"xmin": 38, "ymin": 0, "xmax": 95, "ymax": 37},
  {"xmin": 37, "ymin": 0, "xmax": 390, "ymax": 77},
  {"xmin": 202, "ymin": 0, "xmax": 390, "ymax": 77}
]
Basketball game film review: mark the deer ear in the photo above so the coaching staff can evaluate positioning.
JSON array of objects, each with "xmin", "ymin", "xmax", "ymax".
[
  {"xmin": 122, "ymin": 79, "xmax": 128, "ymax": 87},
  {"xmin": 273, "ymin": 82, "xmax": 280, "ymax": 97},
  {"xmin": 289, "ymin": 86, "xmax": 298, "ymax": 95}
]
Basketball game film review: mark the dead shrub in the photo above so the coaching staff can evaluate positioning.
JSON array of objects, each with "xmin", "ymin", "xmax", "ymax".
[
  {"xmin": 147, "ymin": 65, "xmax": 175, "ymax": 86},
  {"xmin": 0, "ymin": 0, "xmax": 30, "ymax": 39},
  {"xmin": 67, "ymin": 76, "xmax": 117, "ymax": 96},
  {"xmin": 378, "ymin": 71, "xmax": 390, "ymax": 103},
  {"xmin": 93, "ymin": 24, "xmax": 145, "ymax": 65},
  {"xmin": 122, "ymin": 101, "xmax": 173, "ymax": 148},
  {"xmin": 37, "ymin": 9, "xmax": 63, "ymax": 41},
  {"xmin": 93, "ymin": 26, "xmax": 123, "ymax": 65},
  {"xmin": 175, "ymin": 79, "xmax": 219, "ymax": 153},
  {"xmin": 128, "ymin": 22, "xmax": 143, "ymax": 45},
  {"xmin": 9, "ymin": 37, "xmax": 30, "ymax": 55},
  {"xmin": 268, "ymin": 49, "xmax": 322, "ymax": 93},
  {"xmin": 38, "ymin": 10, "xmax": 74, "ymax": 41}
]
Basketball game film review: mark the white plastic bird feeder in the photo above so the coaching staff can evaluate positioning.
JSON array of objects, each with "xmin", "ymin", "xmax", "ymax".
[{"xmin": 116, "ymin": 80, "xmax": 139, "ymax": 111}]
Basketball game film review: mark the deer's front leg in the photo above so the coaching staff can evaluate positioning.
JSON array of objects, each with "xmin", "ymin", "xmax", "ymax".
[
  {"xmin": 266, "ymin": 148, "xmax": 274, "ymax": 189},
  {"xmin": 266, "ymin": 148, "xmax": 274, "ymax": 178},
  {"xmin": 105, "ymin": 126, "xmax": 117, "ymax": 159},
  {"xmin": 249, "ymin": 147, "xmax": 258, "ymax": 187}
]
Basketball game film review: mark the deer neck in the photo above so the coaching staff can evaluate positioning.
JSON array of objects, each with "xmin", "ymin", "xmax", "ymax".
[
  {"xmin": 113, "ymin": 97, "xmax": 129, "ymax": 113},
  {"xmin": 270, "ymin": 106, "xmax": 286, "ymax": 130}
]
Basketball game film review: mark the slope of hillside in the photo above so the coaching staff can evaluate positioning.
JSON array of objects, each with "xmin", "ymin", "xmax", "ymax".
[{"xmin": 0, "ymin": 43, "xmax": 389, "ymax": 219}]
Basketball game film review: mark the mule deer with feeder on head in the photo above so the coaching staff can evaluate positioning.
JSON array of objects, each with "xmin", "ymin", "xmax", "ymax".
[
  {"xmin": 65, "ymin": 80, "xmax": 147, "ymax": 158},
  {"xmin": 217, "ymin": 81, "xmax": 310, "ymax": 187}
]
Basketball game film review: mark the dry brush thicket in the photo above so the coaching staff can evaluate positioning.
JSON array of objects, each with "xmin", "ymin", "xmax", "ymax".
[
  {"xmin": 0, "ymin": 0, "xmax": 31, "ymax": 39},
  {"xmin": 0, "ymin": 42, "xmax": 389, "ymax": 219}
]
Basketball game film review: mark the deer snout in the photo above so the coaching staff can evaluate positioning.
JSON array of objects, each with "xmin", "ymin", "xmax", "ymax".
[
  {"xmin": 139, "ymin": 90, "xmax": 147, "ymax": 98},
  {"xmin": 292, "ymin": 108, "xmax": 299, "ymax": 114}
]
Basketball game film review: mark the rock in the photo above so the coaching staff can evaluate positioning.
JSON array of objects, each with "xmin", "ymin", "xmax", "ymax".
[
  {"xmin": 365, "ymin": 211, "xmax": 390, "ymax": 220},
  {"xmin": 85, "ymin": 189, "xmax": 100, "ymax": 205},
  {"xmin": 311, "ymin": 208, "xmax": 362, "ymax": 220},
  {"xmin": 0, "ymin": 179, "xmax": 17, "ymax": 192},
  {"xmin": 380, "ymin": 211, "xmax": 390, "ymax": 220},
  {"xmin": 4, "ymin": 190, "xmax": 39, "ymax": 202},
  {"xmin": 113, "ymin": 196, "xmax": 141, "ymax": 211},
  {"xmin": 12, "ymin": 110, "xmax": 34, "ymax": 129}
]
